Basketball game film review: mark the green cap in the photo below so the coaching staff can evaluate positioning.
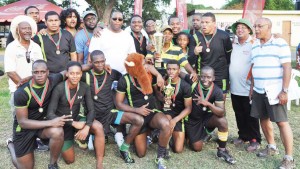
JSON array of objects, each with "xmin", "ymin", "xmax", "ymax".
[{"xmin": 231, "ymin": 18, "xmax": 253, "ymax": 35}]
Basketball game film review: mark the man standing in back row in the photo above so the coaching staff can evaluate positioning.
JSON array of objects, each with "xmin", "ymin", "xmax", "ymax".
[
  {"xmin": 250, "ymin": 18, "xmax": 295, "ymax": 169},
  {"xmin": 34, "ymin": 11, "xmax": 77, "ymax": 73},
  {"xmin": 188, "ymin": 12, "xmax": 232, "ymax": 96},
  {"xmin": 229, "ymin": 18, "xmax": 261, "ymax": 151}
]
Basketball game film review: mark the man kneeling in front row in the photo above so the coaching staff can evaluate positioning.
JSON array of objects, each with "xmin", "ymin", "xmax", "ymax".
[
  {"xmin": 184, "ymin": 66, "xmax": 236, "ymax": 164},
  {"xmin": 7, "ymin": 60, "xmax": 72, "ymax": 169}
]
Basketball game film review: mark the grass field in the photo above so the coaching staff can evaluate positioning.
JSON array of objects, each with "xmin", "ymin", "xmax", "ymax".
[{"xmin": 0, "ymin": 70, "xmax": 299, "ymax": 169}]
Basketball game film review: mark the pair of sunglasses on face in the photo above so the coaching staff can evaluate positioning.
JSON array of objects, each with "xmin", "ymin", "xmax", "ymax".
[{"xmin": 112, "ymin": 18, "xmax": 123, "ymax": 22}]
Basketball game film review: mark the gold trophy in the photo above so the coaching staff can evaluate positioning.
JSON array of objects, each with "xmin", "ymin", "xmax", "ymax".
[
  {"xmin": 163, "ymin": 78, "xmax": 175, "ymax": 111},
  {"xmin": 152, "ymin": 20, "xmax": 164, "ymax": 68}
]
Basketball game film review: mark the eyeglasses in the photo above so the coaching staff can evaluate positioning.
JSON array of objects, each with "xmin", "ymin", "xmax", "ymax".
[
  {"xmin": 26, "ymin": 51, "xmax": 31, "ymax": 63},
  {"xmin": 253, "ymin": 24, "xmax": 268, "ymax": 29},
  {"xmin": 112, "ymin": 18, "xmax": 123, "ymax": 22}
]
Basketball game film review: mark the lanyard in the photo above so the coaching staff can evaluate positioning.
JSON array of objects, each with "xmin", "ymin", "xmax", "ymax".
[
  {"xmin": 47, "ymin": 29, "xmax": 62, "ymax": 54},
  {"xmin": 64, "ymin": 81, "xmax": 80, "ymax": 114},
  {"xmin": 29, "ymin": 79, "xmax": 49, "ymax": 110},
  {"xmin": 84, "ymin": 28, "xmax": 92, "ymax": 47},
  {"xmin": 91, "ymin": 70, "xmax": 107, "ymax": 95},
  {"xmin": 198, "ymin": 82, "xmax": 214, "ymax": 101},
  {"xmin": 171, "ymin": 78, "xmax": 181, "ymax": 104},
  {"xmin": 201, "ymin": 28, "xmax": 217, "ymax": 52},
  {"xmin": 131, "ymin": 32, "xmax": 144, "ymax": 50}
]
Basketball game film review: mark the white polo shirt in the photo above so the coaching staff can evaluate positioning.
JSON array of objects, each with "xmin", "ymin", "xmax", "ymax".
[
  {"xmin": 89, "ymin": 28, "xmax": 136, "ymax": 74},
  {"xmin": 229, "ymin": 36, "xmax": 253, "ymax": 96},
  {"xmin": 251, "ymin": 36, "xmax": 291, "ymax": 94},
  {"xmin": 4, "ymin": 40, "xmax": 43, "ymax": 93}
]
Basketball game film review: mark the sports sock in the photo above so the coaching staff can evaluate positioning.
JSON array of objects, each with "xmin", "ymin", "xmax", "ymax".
[
  {"xmin": 217, "ymin": 131, "xmax": 228, "ymax": 149},
  {"xmin": 157, "ymin": 144, "xmax": 166, "ymax": 158},
  {"xmin": 268, "ymin": 144, "xmax": 277, "ymax": 149},
  {"xmin": 120, "ymin": 142, "xmax": 130, "ymax": 151},
  {"xmin": 284, "ymin": 155, "xmax": 293, "ymax": 161}
]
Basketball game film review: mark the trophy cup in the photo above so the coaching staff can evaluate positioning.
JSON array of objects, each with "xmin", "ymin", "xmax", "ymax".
[
  {"xmin": 163, "ymin": 77, "xmax": 175, "ymax": 111},
  {"xmin": 152, "ymin": 20, "xmax": 164, "ymax": 68}
]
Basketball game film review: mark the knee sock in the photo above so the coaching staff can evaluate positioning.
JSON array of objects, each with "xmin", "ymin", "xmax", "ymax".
[
  {"xmin": 120, "ymin": 142, "xmax": 130, "ymax": 152},
  {"xmin": 206, "ymin": 128, "xmax": 214, "ymax": 135},
  {"xmin": 157, "ymin": 144, "xmax": 166, "ymax": 158},
  {"xmin": 218, "ymin": 131, "xmax": 228, "ymax": 149}
]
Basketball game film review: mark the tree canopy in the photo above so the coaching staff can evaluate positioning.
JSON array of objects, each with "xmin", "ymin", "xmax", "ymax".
[{"xmin": 223, "ymin": 0, "xmax": 295, "ymax": 10}]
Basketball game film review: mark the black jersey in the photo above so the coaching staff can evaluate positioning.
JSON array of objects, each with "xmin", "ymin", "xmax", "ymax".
[
  {"xmin": 33, "ymin": 30, "xmax": 76, "ymax": 73},
  {"xmin": 184, "ymin": 75, "xmax": 223, "ymax": 121},
  {"xmin": 81, "ymin": 69, "xmax": 121, "ymax": 121},
  {"xmin": 47, "ymin": 81, "xmax": 94, "ymax": 126},
  {"xmin": 165, "ymin": 78, "xmax": 191, "ymax": 115},
  {"xmin": 130, "ymin": 32, "xmax": 147, "ymax": 57},
  {"xmin": 188, "ymin": 29, "xmax": 232, "ymax": 81},
  {"xmin": 117, "ymin": 74, "xmax": 157, "ymax": 109},
  {"xmin": 14, "ymin": 74, "xmax": 63, "ymax": 129}
]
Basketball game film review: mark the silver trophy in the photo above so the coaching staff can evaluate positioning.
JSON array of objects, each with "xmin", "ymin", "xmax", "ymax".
[{"xmin": 152, "ymin": 20, "xmax": 164, "ymax": 68}]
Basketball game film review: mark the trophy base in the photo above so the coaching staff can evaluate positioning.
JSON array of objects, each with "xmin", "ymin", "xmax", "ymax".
[
  {"xmin": 163, "ymin": 104, "xmax": 171, "ymax": 111},
  {"xmin": 154, "ymin": 60, "xmax": 164, "ymax": 69}
]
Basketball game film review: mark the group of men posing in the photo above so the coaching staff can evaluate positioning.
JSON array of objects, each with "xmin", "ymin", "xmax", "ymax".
[{"xmin": 3, "ymin": 4, "xmax": 295, "ymax": 169}]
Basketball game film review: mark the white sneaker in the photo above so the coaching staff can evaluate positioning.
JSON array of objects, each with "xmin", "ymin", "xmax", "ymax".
[{"xmin": 88, "ymin": 135, "xmax": 94, "ymax": 150}]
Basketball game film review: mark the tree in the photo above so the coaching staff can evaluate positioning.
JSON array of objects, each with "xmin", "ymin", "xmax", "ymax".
[
  {"xmin": 85, "ymin": 0, "xmax": 116, "ymax": 25},
  {"xmin": 85, "ymin": 0, "xmax": 171, "ymax": 25},
  {"xmin": 223, "ymin": 0, "xmax": 295, "ymax": 10}
]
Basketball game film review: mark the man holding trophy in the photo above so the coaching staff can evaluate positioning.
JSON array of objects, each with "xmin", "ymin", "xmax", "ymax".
[
  {"xmin": 183, "ymin": 66, "xmax": 236, "ymax": 165},
  {"xmin": 157, "ymin": 60, "xmax": 192, "ymax": 154},
  {"xmin": 146, "ymin": 25, "xmax": 197, "ymax": 82}
]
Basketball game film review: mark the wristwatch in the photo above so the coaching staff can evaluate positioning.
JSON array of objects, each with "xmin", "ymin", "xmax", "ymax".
[{"xmin": 282, "ymin": 88, "xmax": 288, "ymax": 93}]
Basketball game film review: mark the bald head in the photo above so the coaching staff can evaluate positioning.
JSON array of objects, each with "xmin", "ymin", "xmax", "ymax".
[{"xmin": 254, "ymin": 17, "xmax": 272, "ymax": 41}]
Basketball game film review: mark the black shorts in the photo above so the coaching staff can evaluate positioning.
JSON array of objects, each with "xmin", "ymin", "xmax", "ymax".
[
  {"xmin": 214, "ymin": 79, "xmax": 229, "ymax": 94},
  {"xmin": 164, "ymin": 110, "xmax": 185, "ymax": 132},
  {"xmin": 185, "ymin": 113, "xmax": 213, "ymax": 144},
  {"xmin": 13, "ymin": 128, "xmax": 44, "ymax": 157},
  {"xmin": 96, "ymin": 109, "xmax": 124, "ymax": 134},
  {"xmin": 139, "ymin": 109, "xmax": 162, "ymax": 134}
]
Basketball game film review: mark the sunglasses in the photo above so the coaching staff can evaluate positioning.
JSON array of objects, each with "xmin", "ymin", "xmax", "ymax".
[
  {"xmin": 26, "ymin": 51, "xmax": 31, "ymax": 63},
  {"xmin": 112, "ymin": 18, "xmax": 123, "ymax": 22}
]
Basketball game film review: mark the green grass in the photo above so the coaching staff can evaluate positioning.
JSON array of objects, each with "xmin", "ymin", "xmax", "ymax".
[{"xmin": 0, "ymin": 74, "xmax": 299, "ymax": 169}]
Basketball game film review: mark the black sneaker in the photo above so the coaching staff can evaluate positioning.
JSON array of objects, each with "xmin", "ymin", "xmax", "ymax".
[
  {"xmin": 36, "ymin": 139, "xmax": 49, "ymax": 152},
  {"xmin": 217, "ymin": 148, "xmax": 236, "ymax": 164},
  {"xmin": 164, "ymin": 149, "xmax": 171, "ymax": 160},
  {"xmin": 151, "ymin": 129, "xmax": 160, "ymax": 143},
  {"xmin": 120, "ymin": 150, "xmax": 135, "ymax": 163},
  {"xmin": 48, "ymin": 162, "xmax": 59, "ymax": 169}
]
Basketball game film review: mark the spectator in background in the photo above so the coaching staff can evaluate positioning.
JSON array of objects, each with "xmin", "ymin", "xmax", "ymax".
[
  {"xmin": 250, "ymin": 18, "xmax": 295, "ymax": 169},
  {"xmin": 168, "ymin": 16, "xmax": 189, "ymax": 45},
  {"xmin": 88, "ymin": 9, "xmax": 136, "ymax": 75},
  {"xmin": 60, "ymin": 8, "xmax": 81, "ymax": 37},
  {"xmin": 229, "ymin": 18, "xmax": 261, "ymax": 151},
  {"xmin": 296, "ymin": 42, "xmax": 300, "ymax": 70},
  {"xmin": 129, "ymin": 15, "xmax": 147, "ymax": 56},
  {"xmin": 6, "ymin": 5, "xmax": 46, "ymax": 46},
  {"xmin": 190, "ymin": 13, "xmax": 202, "ymax": 35},
  {"xmin": 75, "ymin": 11, "xmax": 97, "ymax": 64},
  {"xmin": 4, "ymin": 15, "xmax": 43, "ymax": 121}
]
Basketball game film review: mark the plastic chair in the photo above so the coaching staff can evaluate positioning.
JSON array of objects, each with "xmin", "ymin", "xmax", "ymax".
[{"xmin": 287, "ymin": 69, "xmax": 300, "ymax": 110}]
